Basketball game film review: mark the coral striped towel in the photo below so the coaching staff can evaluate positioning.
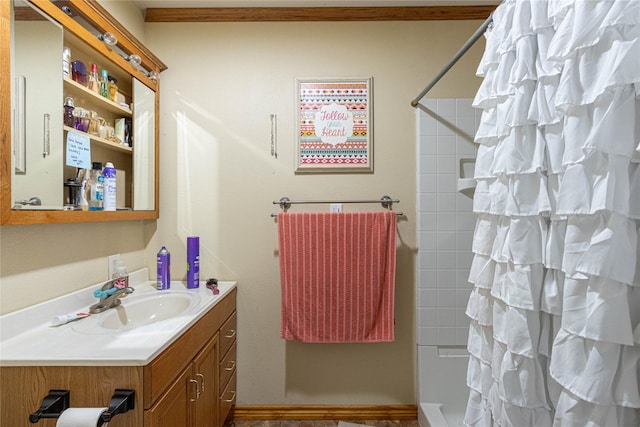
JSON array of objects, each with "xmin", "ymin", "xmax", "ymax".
[{"xmin": 278, "ymin": 211, "xmax": 397, "ymax": 343}]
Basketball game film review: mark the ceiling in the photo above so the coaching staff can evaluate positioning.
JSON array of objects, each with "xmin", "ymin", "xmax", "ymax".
[{"xmin": 133, "ymin": 0, "xmax": 499, "ymax": 10}]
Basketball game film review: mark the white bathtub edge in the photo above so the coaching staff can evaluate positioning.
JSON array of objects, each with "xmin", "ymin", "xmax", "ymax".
[{"xmin": 418, "ymin": 403, "xmax": 449, "ymax": 427}]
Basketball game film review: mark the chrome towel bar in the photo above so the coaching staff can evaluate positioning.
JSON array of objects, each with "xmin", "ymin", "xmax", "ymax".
[{"xmin": 271, "ymin": 196, "xmax": 402, "ymax": 217}]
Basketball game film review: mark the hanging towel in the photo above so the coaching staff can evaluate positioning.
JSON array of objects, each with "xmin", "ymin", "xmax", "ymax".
[{"xmin": 277, "ymin": 211, "xmax": 397, "ymax": 343}]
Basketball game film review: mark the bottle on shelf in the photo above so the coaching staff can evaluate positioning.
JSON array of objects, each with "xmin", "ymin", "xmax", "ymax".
[
  {"xmin": 63, "ymin": 97, "xmax": 75, "ymax": 127},
  {"xmin": 87, "ymin": 63, "xmax": 100, "ymax": 93},
  {"xmin": 108, "ymin": 76, "xmax": 118, "ymax": 102},
  {"xmin": 88, "ymin": 162, "xmax": 104, "ymax": 211},
  {"xmin": 103, "ymin": 162, "xmax": 117, "ymax": 211},
  {"xmin": 78, "ymin": 179, "xmax": 89, "ymax": 211},
  {"xmin": 99, "ymin": 69, "xmax": 110, "ymax": 99}
]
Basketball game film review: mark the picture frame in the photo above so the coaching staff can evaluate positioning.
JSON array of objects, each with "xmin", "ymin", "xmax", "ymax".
[{"xmin": 295, "ymin": 77, "xmax": 373, "ymax": 173}]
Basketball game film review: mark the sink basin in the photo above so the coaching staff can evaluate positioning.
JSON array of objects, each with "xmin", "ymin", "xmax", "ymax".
[{"xmin": 73, "ymin": 290, "xmax": 201, "ymax": 334}]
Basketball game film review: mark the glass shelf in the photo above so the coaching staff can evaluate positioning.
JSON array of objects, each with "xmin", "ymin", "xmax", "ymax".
[
  {"xmin": 64, "ymin": 76, "xmax": 132, "ymax": 117},
  {"xmin": 63, "ymin": 126, "xmax": 132, "ymax": 153}
]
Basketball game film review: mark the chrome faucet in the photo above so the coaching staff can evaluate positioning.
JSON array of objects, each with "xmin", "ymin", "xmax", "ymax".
[{"xmin": 89, "ymin": 276, "xmax": 134, "ymax": 314}]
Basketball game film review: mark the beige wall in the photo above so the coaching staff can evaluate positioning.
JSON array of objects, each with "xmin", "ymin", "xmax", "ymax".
[
  {"xmin": 0, "ymin": 6, "xmax": 484, "ymax": 407},
  {"xmin": 144, "ymin": 19, "xmax": 484, "ymax": 405}
]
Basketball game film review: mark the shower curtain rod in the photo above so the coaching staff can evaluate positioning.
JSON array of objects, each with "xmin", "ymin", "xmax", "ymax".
[{"xmin": 410, "ymin": 13, "xmax": 494, "ymax": 107}]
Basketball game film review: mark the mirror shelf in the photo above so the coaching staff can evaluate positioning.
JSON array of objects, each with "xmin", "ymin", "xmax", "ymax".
[
  {"xmin": 64, "ymin": 77, "xmax": 133, "ymax": 117},
  {"xmin": 63, "ymin": 126, "xmax": 132, "ymax": 154},
  {"xmin": 1, "ymin": 0, "xmax": 166, "ymax": 225}
]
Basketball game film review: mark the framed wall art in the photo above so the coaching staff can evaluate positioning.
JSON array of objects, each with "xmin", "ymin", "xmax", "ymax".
[{"xmin": 296, "ymin": 77, "xmax": 373, "ymax": 173}]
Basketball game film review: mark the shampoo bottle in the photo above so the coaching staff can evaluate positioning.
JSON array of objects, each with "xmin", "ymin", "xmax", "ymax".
[
  {"xmin": 186, "ymin": 237, "xmax": 200, "ymax": 289},
  {"xmin": 103, "ymin": 162, "xmax": 116, "ymax": 211},
  {"xmin": 157, "ymin": 246, "xmax": 170, "ymax": 290}
]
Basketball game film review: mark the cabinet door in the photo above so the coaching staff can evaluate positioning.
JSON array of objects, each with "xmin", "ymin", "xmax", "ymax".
[
  {"xmin": 145, "ymin": 368, "xmax": 190, "ymax": 427},
  {"xmin": 191, "ymin": 336, "xmax": 219, "ymax": 427}
]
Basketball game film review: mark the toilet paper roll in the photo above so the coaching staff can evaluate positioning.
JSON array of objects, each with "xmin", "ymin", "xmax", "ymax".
[{"xmin": 56, "ymin": 408, "xmax": 109, "ymax": 427}]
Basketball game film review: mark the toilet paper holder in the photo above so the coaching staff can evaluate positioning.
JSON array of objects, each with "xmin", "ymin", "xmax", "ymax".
[
  {"xmin": 29, "ymin": 390, "xmax": 70, "ymax": 423},
  {"xmin": 29, "ymin": 389, "xmax": 135, "ymax": 424}
]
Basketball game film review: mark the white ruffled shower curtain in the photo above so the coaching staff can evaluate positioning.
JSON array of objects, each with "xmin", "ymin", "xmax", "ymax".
[{"xmin": 464, "ymin": 1, "xmax": 640, "ymax": 426}]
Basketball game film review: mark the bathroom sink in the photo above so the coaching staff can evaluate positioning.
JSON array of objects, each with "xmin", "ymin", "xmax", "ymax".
[{"xmin": 73, "ymin": 290, "xmax": 201, "ymax": 334}]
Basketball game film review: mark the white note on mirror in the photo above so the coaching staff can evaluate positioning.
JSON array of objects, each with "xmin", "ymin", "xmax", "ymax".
[{"xmin": 65, "ymin": 131, "xmax": 91, "ymax": 169}]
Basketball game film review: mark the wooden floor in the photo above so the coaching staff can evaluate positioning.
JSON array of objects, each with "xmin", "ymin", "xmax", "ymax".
[{"xmin": 228, "ymin": 420, "xmax": 420, "ymax": 427}]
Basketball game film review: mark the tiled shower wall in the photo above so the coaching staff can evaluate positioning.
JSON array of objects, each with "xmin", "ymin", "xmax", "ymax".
[{"xmin": 416, "ymin": 98, "xmax": 480, "ymax": 346}]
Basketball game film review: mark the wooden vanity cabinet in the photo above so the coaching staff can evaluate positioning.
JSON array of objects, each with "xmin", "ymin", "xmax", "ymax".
[
  {"xmin": 0, "ymin": 288, "xmax": 237, "ymax": 427},
  {"xmin": 145, "ymin": 288, "xmax": 237, "ymax": 427}
]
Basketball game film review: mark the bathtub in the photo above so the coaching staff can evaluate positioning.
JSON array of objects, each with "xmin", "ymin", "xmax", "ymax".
[{"xmin": 418, "ymin": 345, "xmax": 469, "ymax": 427}]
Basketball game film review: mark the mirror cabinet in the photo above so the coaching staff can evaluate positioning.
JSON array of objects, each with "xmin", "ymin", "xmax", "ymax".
[{"xmin": 0, "ymin": 0, "xmax": 166, "ymax": 225}]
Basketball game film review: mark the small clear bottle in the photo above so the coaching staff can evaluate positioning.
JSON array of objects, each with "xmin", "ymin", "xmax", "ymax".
[
  {"xmin": 87, "ymin": 63, "xmax": 100, "ymax": 93},
  {"xmin": 112, "ymin": 260, "xmax": 128, "ymax": 289},
  {"xmin": 88, "ymin": 162, "xmax": 104, "ymax": 211}
]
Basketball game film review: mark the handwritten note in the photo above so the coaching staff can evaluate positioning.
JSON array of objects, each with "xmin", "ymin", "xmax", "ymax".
[{"xmin": 65, "ymin": 131, "xmax": 91, "ymax": 169}]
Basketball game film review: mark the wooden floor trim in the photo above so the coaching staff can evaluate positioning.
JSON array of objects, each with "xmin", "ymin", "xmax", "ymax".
[
  {"xmin": 145, "ymin": 6, "xmax": 496, "ymax": 22},
  {"xmin": 232, "ymin": 405, "xmax": 418, "ymax": 420}
]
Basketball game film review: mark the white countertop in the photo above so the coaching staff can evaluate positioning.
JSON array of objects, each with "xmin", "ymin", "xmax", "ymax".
[{"xmin": 0, "ymin": 269, "xmax": 236, "ymax": 366}]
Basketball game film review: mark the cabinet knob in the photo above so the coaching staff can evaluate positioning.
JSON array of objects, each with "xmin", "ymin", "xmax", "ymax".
[
  {"xmin": 224, "ymin": 329, "xmax": 237, "ymax": 339},
  {"xmin": 225, "ymin": 361, "xmax": 236, "ymax": 371}
]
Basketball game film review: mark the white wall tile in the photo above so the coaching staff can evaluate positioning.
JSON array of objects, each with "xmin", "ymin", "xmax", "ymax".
[
  {"xmin": 437, "ymin": 290, "xmax": 457, "ymax": 307},
  {"xmin": 437, "ymin": 270, "xmax": 456, "ymax": 287},
  {"xmin": 418, "ymin": 307, "xmax": 438, "ymax": 325},
  {"xmin": 419, "ymin": 135, "xmax": 437, "ymax": 154},
  {"xmin": 437, "ymin": 327, "xmax": 458, "ymax": 345},
  {"xmin": 419, "ymin": 115, "xmax": 437, "ymax": 136},
  {"xmin": 436, "ymin": 154, "xmax": 456, "ymax": 174},
  {"xmin": 437, "ymin": 135, "xmax": 456, "ymax": 154},
  {"xmin": 437, "ymin": 250, "xmax": 457, "ymax": 269},
  {"xmin": 419, "ymin": 212, "xmax": 437, "ymax": 231},
  {"xmin": 417, "ymin": 327, "xmax": 438, "ymax": 344},
  {"xmin": 436, "ymin": 174, "xmax": 456, "ymax": 193},
  {"xmin": 418, "ymin": 193, "xmax": 437, "ymax": 212},
  {"xmin": 419, "ymin": 154, "xmax": 438, "ymax": 172},
  {"xmin": 436, "ymin": 193, "xmax": 456, "ymax": 212},
  {"xmin": 419, "ymin": 231, "xmax": 437, "ymax": 250},
  {"xmin": 419, "ymin": 250, "xmax": 438, "ymax": 269},
  {"xmin": 437, "ymin": 308, "xmax": 457, "ymax": 326},
  {"xmin": 436, "ymin": 232, "xmax": 456, "ymax": 250},
  {"xmin": 456, "ymin": 98, "xmax": 476, "ymax": 117},
  {"xmin": 418, "ymin": 174, "xmax": 437, "ymax": 193},
  {"xmin": 437, "ymin": 212, "xmax": 456, "ymax": 231},
  {"xmin": 437, "ymin": 99, "xmax": 457, "ymax": 116}
]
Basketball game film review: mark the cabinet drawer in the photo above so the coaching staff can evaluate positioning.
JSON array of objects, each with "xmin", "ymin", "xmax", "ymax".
[
  {"xmin": 218, "ymin": 370, "xmax": 236, "ymax": 426},
  {"xmin": 219, "ymin": 311, "xmax": 237, "ymax": 358},
  {"xmin": 219, "ymin": 341, "xmax": 236, "ymax": 392}
]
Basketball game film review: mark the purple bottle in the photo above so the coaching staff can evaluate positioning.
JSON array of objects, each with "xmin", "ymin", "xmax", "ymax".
[
  {"xmin": 186, "ymin": 237, "xmax": 200, "ymax": 289},
  {"xmin": 157, "ymin": 246, "xmax": 170, "ymax": 290}
]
